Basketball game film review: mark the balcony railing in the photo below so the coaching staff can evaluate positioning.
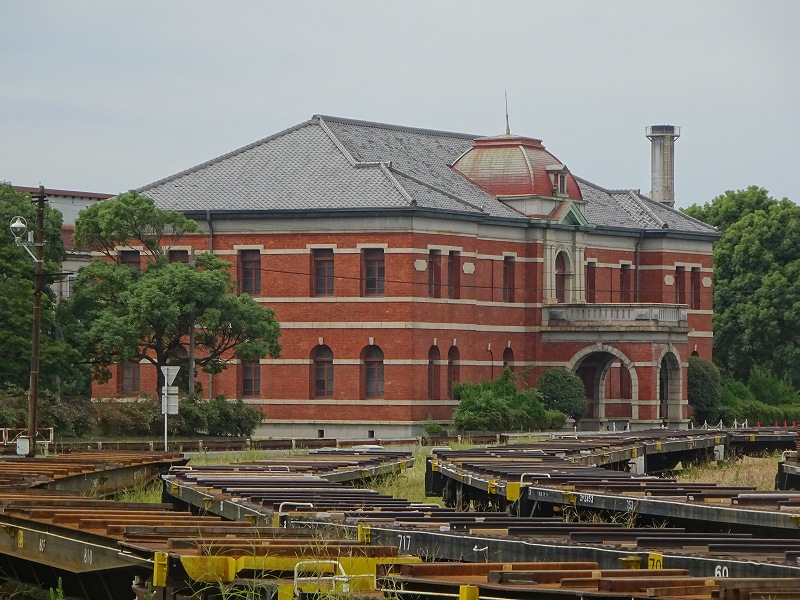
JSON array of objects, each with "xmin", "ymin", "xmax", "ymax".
[{"xmin": 543, "ymin": 303, "xmax": 688, "ymax": 327}]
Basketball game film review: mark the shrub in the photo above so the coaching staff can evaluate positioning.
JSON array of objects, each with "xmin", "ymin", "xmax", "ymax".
[
  {"xmin": 422, "ymin": 416, "xmax": 444, "ymax": 437},
  {"xmin": 536, "ymin": 368, "xmax": 588, "ymax": 421},
  {"xmin": 747, "ymin": 366, "xmax": 800, "ymax": 405},
  {"xmin": 688, "ymin": 356, "xmax": 722, "ymax": 424},
  {"xmin": 452, "ymin": 368, "xmax": 547, "ymax": 432},
  {"xmin": 94, "ymin": 397, "xmax": 160, "ymax": 437},
  {"xmin": 544, "ymin": 409, "xmax": 567, "ymax": 430},
  {"xmin": 0, "ymin": 385, "xmax": 95, "ymax": 437}
]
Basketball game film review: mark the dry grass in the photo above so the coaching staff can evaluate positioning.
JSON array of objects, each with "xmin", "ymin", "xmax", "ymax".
[{"xmin": 676, "ymin": 452, "xmax": 781, "ymax": 490}]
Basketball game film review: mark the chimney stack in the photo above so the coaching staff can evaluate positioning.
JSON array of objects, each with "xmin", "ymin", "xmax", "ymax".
[{"xmin": 646, "ymin": 125, "xmax": 680, "ymax": 206}]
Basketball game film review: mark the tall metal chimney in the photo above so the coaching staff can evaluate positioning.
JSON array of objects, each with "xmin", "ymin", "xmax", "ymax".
[{"xmin": 646, "ymin": 125, "xmax": 680, "ymax": 206}]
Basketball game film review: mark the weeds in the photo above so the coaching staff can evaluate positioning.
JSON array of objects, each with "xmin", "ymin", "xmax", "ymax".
[{"xmin": 676, "ymin": 452, "xmax": 780, "ymax": 490}]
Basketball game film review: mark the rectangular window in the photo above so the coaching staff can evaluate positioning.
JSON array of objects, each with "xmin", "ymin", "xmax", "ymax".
[
  {"xmin": 312, "ymin": 249, "xmax": 334, "ymax": 296},
  {"xmin": 448, "ymin": 251, "xmax": 461, "ymax": 299},
  {"xmin": 620, "ymin": 264, "xmax": 632, "ymax": 303},
  {"xmin": 586, "ymin": 262, "xmax": 596, "ymax": 303},
  {"xmin": 363, "ymin": 249, "xmax": 385, "ymax": 296},
  {"xmin": 119, "ymin": 250, "xmax": 140, "ymax": 271},
  {"xmin": 241, "ymin": 360, "xmax": 260, "ymax": 397},
  {"xmin": 239, "ymin": 249, "xmax": 261, "ymax": 295},
  {"xmin": 675, "ymin": 266, "xmax": 686, "ymax": 304},
  {"xmin": 691, "ymin": 267, "xmax": 701, "ymax": 309},
  {"xmin": 503, "ymin": 256, "xmax": 515, "ymax": 303},
  {"xmin": 428, "ymin": 250, "xmax": 441, "ymax": 298},
  {"xmin": 121, "ymin": 361, "xmax": 140, "ymax": 394},
  {"xmin": 168, "ymin": 249, "xmax": 189, "ymax": 263}
]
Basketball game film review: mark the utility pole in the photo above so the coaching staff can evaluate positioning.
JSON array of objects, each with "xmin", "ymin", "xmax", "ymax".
[{"xmin": 27, "ymin": 186, "xmax": 46, "ymax": 457}]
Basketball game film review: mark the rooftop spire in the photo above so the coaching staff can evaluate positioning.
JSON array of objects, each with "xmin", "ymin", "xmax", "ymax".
[{"xmin": 504, "ymin": 90, "xmax": 510, "ymax": 135}]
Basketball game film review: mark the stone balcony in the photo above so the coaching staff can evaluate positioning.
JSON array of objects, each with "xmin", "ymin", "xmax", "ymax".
[{"xmin": 541, "ymin": 303, "xmax": 689, "ymax": 340}]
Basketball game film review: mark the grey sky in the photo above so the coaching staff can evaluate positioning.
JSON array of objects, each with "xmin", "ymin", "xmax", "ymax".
[{"xmin": 2, "ymin": 1, "xmax": 797, "ymax": 209}]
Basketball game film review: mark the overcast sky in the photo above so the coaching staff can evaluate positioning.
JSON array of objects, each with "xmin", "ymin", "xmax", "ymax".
[{"xmin": 2, "ymin": 1, "xmax": 797, "ymax": 209}]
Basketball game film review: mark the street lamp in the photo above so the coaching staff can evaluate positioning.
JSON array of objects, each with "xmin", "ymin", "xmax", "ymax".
[{"xmin": 9, "ymin": 185, "xmax": 47, "ymax": 458}]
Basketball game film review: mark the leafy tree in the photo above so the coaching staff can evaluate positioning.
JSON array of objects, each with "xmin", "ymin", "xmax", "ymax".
[
  {"xmin": 687, "ymin": 356, "xmax": 721, "ymax": 424},
  {"xmin": 536, "ymin": 368, "xmax": 588, "ymax": 421},
  {"xmin": 683, "ymin": 186, "xmax": 778, "ymax": 234},
  {"xmin": 61, "ymin": 193, "xmax": 281, "ymax": 395},
  {"xmin": 685, "ymin": 188, "xmax": 800, "ymax": 385},
  {"xmin": 0, "ymin": 183, "xmax": 82, "ymax": 392},
  {"xmin": 452, "ymin": 368, "xmax": 547, "ymax": 431}
]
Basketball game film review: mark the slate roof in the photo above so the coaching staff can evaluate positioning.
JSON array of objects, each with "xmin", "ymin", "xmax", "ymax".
[{"xmin": 138, "ymin": 114, "xmax": 718, "ymax": 237}]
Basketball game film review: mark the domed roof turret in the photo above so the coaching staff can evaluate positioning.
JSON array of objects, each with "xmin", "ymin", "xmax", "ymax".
[{"xmin": 451, "ymin": 133, "xmax": 582, "ymax": 201}]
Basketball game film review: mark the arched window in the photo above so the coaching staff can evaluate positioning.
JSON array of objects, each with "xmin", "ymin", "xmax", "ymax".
[
  {"xmin": 555, "ymin": 252, "xmax": 567, "ymax": 303},
  {"xmin": 361, "ymin": 345, "xmax": 384, "ymax": 399},
  {"xmin": 427, "ymin": 346, "xmax": 441, "ymax": 400},
  {"xmin": 502, "ymin": 347, "xmax": 514, "ymax": 372},
  {"xmin": 447, "ymin": 346, "xmax": 460, "ymax": 399},
  {"xmin": 311, "ymin": 345, "xmax": 333, "ymax": 398}
]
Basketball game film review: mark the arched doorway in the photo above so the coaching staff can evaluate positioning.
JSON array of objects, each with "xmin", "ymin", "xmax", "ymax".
[
  {"xmin": 658, "ymin": 351, "xmax": 681, "ymax": 421},
  {"xmin": 569, "ymin": 345, "xmax": 637, "ymax": 424}
]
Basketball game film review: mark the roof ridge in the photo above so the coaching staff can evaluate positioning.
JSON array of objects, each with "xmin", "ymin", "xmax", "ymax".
[
  {"xmin": 390, "ymin": 167, "xmax": 487, "ymax": 213},
  {"xmin": 317, "ymin": 116, "xmax": 358, "ymax": 166},
  {"xmin": 313, "ymin": 114, "xmax": 481, "ymax": 141},
  {"xmin": 138, "ymin": 119, "xmax": 317, "ymax": 192},
  {"xmin": 627, "ymin": 190, "xmax": 665, "ymax": 228},
  {"xmin": 379, "ymin": 164, "xmax": 415, "ymax": 206}
]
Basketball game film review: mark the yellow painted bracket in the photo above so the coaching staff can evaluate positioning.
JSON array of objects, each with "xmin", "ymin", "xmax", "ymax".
[
  {"xmin": 430, "ymin": 459, "xmax": 439, "ymax": 472},
  {"xmin": 506, "ymin": 481, "xmax": 521, "ymax": 501},
  {"xmin": 488, "ymin": 480, "xmax": 497, "ymax": 495},
  {"xmin": 563, "ymin": 492, "xmax": 577, "ymax": 505},
  {"xmin": 619, "ymin": 555, "xmax": 642, "ymax": 569},
  {"xmin": 630, "ymin": 447, "xmax": 638, "ymax": 458},
  {"xmin": 357, "ymin": 523, "xmax": 372, "ymax": 543},
  {"xmin": 153, "ymin": 552, "xmax": 168, "ymax": 587},
  {"xmin": 459, "ymin": 584, "xmax": 479, "ymax": 600}
]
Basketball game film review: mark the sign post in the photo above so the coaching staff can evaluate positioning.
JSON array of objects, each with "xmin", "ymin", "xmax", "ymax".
[{"xmin": 161, "ymin": 366, "xmax": 180, "ymax": 451}]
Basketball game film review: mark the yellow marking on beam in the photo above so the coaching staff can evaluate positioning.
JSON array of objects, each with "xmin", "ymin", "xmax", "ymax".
[
  {"xmin": 153, "ymin": 552, "xmax": 168, "ymax": 587},
  {"xmin": 506, "ymin": 481, "xmax": 521, "ymax": 501},
  {"xmin": 459, "ymin": 584, "xmax": 479, "ymax": 600}
]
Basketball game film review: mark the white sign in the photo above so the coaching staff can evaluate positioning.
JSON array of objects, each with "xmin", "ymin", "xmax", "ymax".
[
  {"xmin": 161, "ymin": 365, "xmax": 180, "ymax": 386},
  {"xmin": 162, "ymin": 385, "xmax": 179, "ymax": 415}
]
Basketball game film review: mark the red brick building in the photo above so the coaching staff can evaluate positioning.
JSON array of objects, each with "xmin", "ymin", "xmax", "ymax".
[{"xmin": 93, "ymin": 116, "xmax": 718, "ymax": 436}]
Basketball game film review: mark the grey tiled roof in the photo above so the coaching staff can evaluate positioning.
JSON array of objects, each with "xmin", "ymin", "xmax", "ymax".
[
  {"xmin": 577, "ymin": 178, "xmax": 718, "ymax": 235},
  {"xmin": 137, "ymin": 115, "xmax": 717, "ymax": 236}
]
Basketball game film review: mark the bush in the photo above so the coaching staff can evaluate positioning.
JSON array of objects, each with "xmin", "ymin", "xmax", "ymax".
[
  {"xmin": 688, "ymin": 356, "xmax": 722, "ymax": 424},
  {"xmin": 718, "ymin": 373, "xmax": 800, "ymax": 426},
  {"xmin": 0, "ymin": 385, "xmax": 95, "ymax": 437},
  {"xmin": 94, "ymin": 397, "xmax": 160, "ymax": 437},
  {"xmin": 422, "ymin": 416, "xmax": 444, "ymax": 437},
  {"xmin": 536, "ymin": 369, "xmax": 588, "ymax": 421},
  {"xmin": 747, "ymin": 366, "xmax": 800, "ymax": 405},
  {"xmin": 452, "ymin": 368, "xmax": 547, "ymax": 432},
  {"xmin": 544, "ymin": 409, "xmax": 567, "ymax": 430}
]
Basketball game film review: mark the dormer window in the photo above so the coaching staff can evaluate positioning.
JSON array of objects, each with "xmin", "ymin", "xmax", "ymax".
[{"xmin": 546, "ymin": 164, "xmax": 569, "ymax": 196}]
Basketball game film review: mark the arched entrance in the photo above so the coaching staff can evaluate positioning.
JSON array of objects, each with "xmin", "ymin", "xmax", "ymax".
[
  {"xmin": 568, "ymin": 345, "xmax": 637, "ymax": 425},
  {"xmin": 658, "ymin": 350, "xmax": 682, "ymax": 421}
]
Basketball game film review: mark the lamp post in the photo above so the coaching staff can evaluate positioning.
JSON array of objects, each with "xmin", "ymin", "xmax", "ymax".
[{"xmin": 9, "ymin": 185, "xmax": 47, "ymax": 458}]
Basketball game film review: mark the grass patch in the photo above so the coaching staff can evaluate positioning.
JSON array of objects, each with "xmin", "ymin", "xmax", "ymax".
[{"xmin": 676, "ymin": 452, "xmax": 780, "ymax": 490}]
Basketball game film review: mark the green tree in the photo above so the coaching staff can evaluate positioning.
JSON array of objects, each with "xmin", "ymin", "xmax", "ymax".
[
  {"xmin": 452, "ymin": 368, "xmax": 547, "ymax": 431},
  {"xmin": 536, "ymin": 368, "xmax": 588, "ymax": 421},
  {"xmin": 683, "ymin": 186, "xmax": 778, "ymax": 234},
  {"xmin": 687, "ymin": 356, "xmax": 721, "ymax": 424},
  {"xmin": 0, "ymin": 183, "xmax": 82, "ymax": 392},
  {"xmin": 686, "ymin": 188, "xmax": 800, "ymax": 385},
  {"xmin": 61, "ymin": 193, "xmax": 282, "ymax": 395}
]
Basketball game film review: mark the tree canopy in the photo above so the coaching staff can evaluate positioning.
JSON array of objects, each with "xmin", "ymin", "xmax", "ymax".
[
  {"xmin": 61, "ymin": 193, "xmax": 281, "ymax": 395},
  {"xmin": 683, "ymin": 187, "xmax": 800, "ymax": 385},
  {"xmin": 0, "ymin": 183, "xmax": 82, "ymax": 392}
]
